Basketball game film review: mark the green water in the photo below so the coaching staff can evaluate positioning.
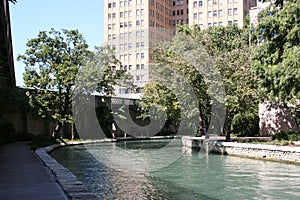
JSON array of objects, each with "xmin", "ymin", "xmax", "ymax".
[{"xmin": 51, "ymin": 140, "xmax": 300, "ymax": 199}]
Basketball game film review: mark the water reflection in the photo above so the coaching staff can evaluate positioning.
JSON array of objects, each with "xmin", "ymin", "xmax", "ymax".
[{"xmin": 51, "ymin": 140, "xmax": 300, "ymax": 199}]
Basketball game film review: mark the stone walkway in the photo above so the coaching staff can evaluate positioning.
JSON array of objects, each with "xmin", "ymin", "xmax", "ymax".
[{"xmin": 0, "ymin": 142, "xmax": 68, "ymax": 200}]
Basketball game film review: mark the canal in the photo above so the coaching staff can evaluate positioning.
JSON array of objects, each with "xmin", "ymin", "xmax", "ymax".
[{"xmin": 51, "ymin": 139, "xmax": 300, "ymax": 199}]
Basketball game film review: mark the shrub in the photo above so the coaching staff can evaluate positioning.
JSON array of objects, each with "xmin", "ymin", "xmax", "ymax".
[
  {"xmin": 231, "ymin": 112, "xmax": 259, "ymax": 137},
  {"xmin": 273, "ymin": 131, "xmax": 300, "ymax": 141}
]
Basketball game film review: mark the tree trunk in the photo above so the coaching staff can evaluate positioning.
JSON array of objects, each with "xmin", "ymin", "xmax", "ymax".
[{"xmin": 51, "ymin": 122, "xmax": 62, "ymax": 139}]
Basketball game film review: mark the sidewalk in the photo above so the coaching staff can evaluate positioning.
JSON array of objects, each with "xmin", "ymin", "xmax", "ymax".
[{"xmin": 0, "ymin": 142, "xmax": 68, "ymax": 200}]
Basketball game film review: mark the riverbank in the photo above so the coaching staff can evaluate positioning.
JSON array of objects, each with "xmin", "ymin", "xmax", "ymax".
[{"xmin": 182, "ymin": 136, "xmax": 300, "ymax": 165}]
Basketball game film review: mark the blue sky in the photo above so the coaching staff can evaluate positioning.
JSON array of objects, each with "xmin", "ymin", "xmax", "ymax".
[{"xmin": 9, "ymin": 0, "xmax": 104, "ymax": 86}]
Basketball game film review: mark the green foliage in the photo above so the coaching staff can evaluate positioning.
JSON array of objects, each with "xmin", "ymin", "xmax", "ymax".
[
  {"xmin": 273, "ymin": 131, "xmax": 300, "ymax": 141},
  {"xmin": 18, "ymin": 29, "xmax": 128, "ymax": 137},
  {"xmin": 231, "ymin": 112, "xmax": 259, "ymax": 137},
  {"xmin": 252, "ymin": 1, "xmax": 300, "ymax": 104}
]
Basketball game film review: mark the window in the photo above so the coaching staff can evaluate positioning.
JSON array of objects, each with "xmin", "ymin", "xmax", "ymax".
[
  {"xmin": 129, "ymin": 0, "xmax": 133, "ymax": 5},
  {"xmin": 228, "ymin": 21, "xmax": 232, "ymax": 26},
  {"xmin": 113, "ymin": 13, "xmax": 116, "ymax": 18},
  {"xmin": 219, "ymin": 21, "xmax": 223, "ymax": 26},
  {"xmin": 129, "ymin": 11, "xmax": 132, "ymax": 17},
  {"xmin": 124, "ymin": 0, "xmax": 128, "ymax": 6},
  {"xmin": 228, "ymin": 0, "xmax": 232, "ymax": 3},
  {"xmin": 208, "ymin": 23, "xmax": 212, "ymax": 27},
  {"xmin": 213, "ymin": 22, "xmax": 218, "ymax": 27},
  {"xmin": 120, "ymin": 33, "xmax": 123, "ymax": 39},
  {"xmin": 128, "ymin": 53, "xmax": 132, "ymax": 60},
  {"xmin": 219, "ymin": 10, "xmax": 223, "ymax": 16},
  {"xmin": 228, "ymin": 8, "xmax": 232, "ymax": 16},
  {"xmin": 124, "ymin": 22, "xmax": 128, "ymax": 27},
  {"xmin": 128, "ymin": 32, "xmax": 132, "ymax": 38},
  {"xmin": 141, "ymin": 42, "xmax": 144, "ymax": 47},
  {"xmin": 136, "ymin": 42, "xmax": 140, "ymax": 47},
  {"xmin": 213, "ymin": 0, "xmax": 217, "ymax": 4},
  {"xmin": 136, "ymin": 31, "xmax": 140, "ymax": 37},
  {"xmin": 129, "ymin": 21, "xmax": 132, "ymax": 27},
  {"xmin": 141, "ymin": 64, "xmax": 145, "ymax": 69},
  {"xmin": 193, "ymin": 13, "xmax": 197, "ymax": 19},
  {"xmin": 208, "ymin": 11, "xmax": 212, "ymax": 18},
  {"xmin": 208, "ymin": 0, "xmax": 212, "ymax": 6},
  {"xmin": 141, "ymin": 9, "xmax": 144, "ymax": 15},
  {"xmin": 129, "ymin": 65, "xmax": 132, "ymax": 70},
  {"xmin": 120, "ymin": 22, "xmax": 123, "ymax": 28},
  {"xmin": 108, "ymin": 13, "xmax": 111, "ymax": 18},
  {"xmin": 181, "ymin": 9, "xmax": 184, "ymax": 15},
  {"xmin": 136, "ymin": 9, "xmax": 140, "ymax": 15},
  {"xmin": 136, "ymin": 53, "xmax": 140, "ymax": 59},
  {"xmin": 136, "ymin": 64, "xmax": 140, "ymax": 69},
  {"xmin": 218, "ymin": 0, "xmax": 222, "ymax": 4},
  {"xmin": 233, "ymin": 8, "xmax": 238, "ymax": 15},
  {"xmin": 108, "ymin": 24, "xmax": 112, "ymax": 29},
  {"xmin": 136, "ymin": 20, "xmax": 140, "ymax": 26},
  {"xmin": 120, "ymin": 12, "xmax": 123, "ymax": 17},
  {"xmin": 213, "ymin": 10, "xmax": 217, "ymax": 17},
  {"xmin": 199, "ymin": 12, "xmax": 203, "ymax": 19},
  {"xmin": 193, "ymin": 1, "xmax": 197, "ymax": 7},
  {"xmin": 141, "ymin": 20, "xmax": 144, "ymax": 26},
  {"xmin": 120, "ymin": 1, "xmax": 123, "ymax": 6},
  {"xmin": 173, "ymin": 10, "xmax": 176, "ymax": 16},
  {"xmin": 141, "ymin": 53, "xmax": 144, "ymax": 58},
  {"xmin": 136, "ymin": 75, "xmax": 140, "ymax": 81},
  {"xmin": 108, "ymin": 3, "xmax": 111, "ymax": 8},
  {"xmin": 199, "ymin": 1, "xmax": 203, "ymax": 6},
  {"xmin": 112, "ymin": 2, "xmax": 116, "ymax": 7},
  {"xmin": 234, "ymin": 20, "xmax": 238, "ymax": 25},
  {"xmin": 124, "ymin": 11, "xmax": 128, "ymax": 17},
  {"xmin": 108, "ymin": 35, "xmax": 112, "ymax": 40}
]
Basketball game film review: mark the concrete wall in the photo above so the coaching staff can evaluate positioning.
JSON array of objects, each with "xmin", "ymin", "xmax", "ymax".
[{"xmin": 259, "ymin": 102, "xmax": 300, "ymax": 136}]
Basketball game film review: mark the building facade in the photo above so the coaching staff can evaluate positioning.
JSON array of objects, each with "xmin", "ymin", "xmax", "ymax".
[
  {"xmin": 104, "ymin": 0, "xmax": 258, "ymax": 97},
  {"xmin": 0, "ymin": 0, "xmax": 15, "ymax": 88},
  {"xmin": 189, "ymin": 0, "xmax": 257, "ymax": 28}
]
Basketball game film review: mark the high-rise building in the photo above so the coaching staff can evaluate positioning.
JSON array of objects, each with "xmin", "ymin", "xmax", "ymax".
[
  {"xmin": 189, "ymin": 0, "xmax": 257, "ymax": 28},
  {"xmin": 0, "ymin": 0, "xmax": 16, "ymax": 88},
  {"xmin": 104, "ymin": 0, "xmax": 257, "ymax": 97},
  {"xmin": 104, "ymin": 0, "xmax": 175, "ymax": 97}
]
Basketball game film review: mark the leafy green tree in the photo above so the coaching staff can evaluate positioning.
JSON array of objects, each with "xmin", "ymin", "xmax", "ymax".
[
  {"xmin": 251, "ymin": 0, "xmax": 300, "ymax": 104},
  {"xmin": 18, "ymin": 29, "xmax": 126, "ymax": 138}
]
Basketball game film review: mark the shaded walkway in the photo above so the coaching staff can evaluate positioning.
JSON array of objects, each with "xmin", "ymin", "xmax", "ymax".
[{"xmin": 0, "ymin": 142, "xmax": 68, "ymax": 200}]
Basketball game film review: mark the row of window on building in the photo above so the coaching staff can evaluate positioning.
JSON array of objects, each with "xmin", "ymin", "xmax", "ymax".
[
  {"xmin": 119, "ymin": 41, "xmax": 145, "ymax": 50},
  {"xmin": 108, "ymin": 0, "xmax": 144, "ymax": 8},
  {"xmin": 199, "ymin": 19, "xmax": 238, "ymax": 28},
  {"xmin": 119, "ymin": 52, "xmax": 145, "ymax": 61},
  {"xmin": 193, "ymin": 0, "xmax": 238, "ymax": 7},
  {"xmin": 108, "ymin": 30, "xmax": 146, "ymax": 40},
  {"xmin": 193, "ymin": 8, "xmax": 237, "ymax": 19},
  {"xmin": 107, "ymin": 20, "xmax": 145, "ymax": 30},
  {"xmin": 108, "ymin": 9, "xmax": 145, "ymax": 19},
  {"xmin": 114, "ymin": 63, "xmax": 145, "ymax": 71}
]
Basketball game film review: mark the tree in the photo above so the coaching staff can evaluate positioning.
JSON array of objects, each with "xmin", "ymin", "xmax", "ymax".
[
  {"xmin": 18, "ymin": 29, "xmax": 126, "ymax": 138},
  {"xmin": 251, "ymin": 0, "xmax": 300, "ymax": 104}
]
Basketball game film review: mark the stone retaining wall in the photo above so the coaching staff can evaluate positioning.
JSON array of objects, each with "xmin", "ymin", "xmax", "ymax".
[
  {"xmin": 35, "ymin": 142, "xmax": 104, "ymax": 200},
  {"xmin": 216, "ymin": 142, "xmax": 300, "ymax": 164}
]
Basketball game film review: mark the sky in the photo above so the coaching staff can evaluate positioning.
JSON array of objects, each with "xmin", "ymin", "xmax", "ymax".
[{"xmin": 9, "ymin": 0, "xmax": 104, "ymax": 86}]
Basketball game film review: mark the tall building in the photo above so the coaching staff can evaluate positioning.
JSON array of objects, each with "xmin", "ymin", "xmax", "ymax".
[
  {"xmin": 104, "ymin": 0, "xmax": 175, "ymax": 97},
  {"xmin": 0, "ymin": 0, "xmax": 15, "ymax": 88},
  {"xmin": 189, "ymin": 0, "xmax": 257, "ymax": 28},
  {"xmin": 104, "ymin": 0, "xmax": 257, "ymax": 97}
]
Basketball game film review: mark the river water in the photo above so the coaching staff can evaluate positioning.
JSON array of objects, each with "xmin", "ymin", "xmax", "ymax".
[{"xmin": 51, "ymin": 139, "xmax": 300, "ymax": 199}]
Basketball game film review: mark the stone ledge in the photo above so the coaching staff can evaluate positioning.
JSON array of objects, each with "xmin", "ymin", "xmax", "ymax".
[
  {"xmin": 35, "ymin": 141, "xmax": 104, "ymax": 200},
  {"xmin": 217, "ymin": 142, "xmax": 300, "ymax": 164}
]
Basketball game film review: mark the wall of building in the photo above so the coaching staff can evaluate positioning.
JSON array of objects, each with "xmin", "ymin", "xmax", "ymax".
[{"xmin": 259, "ymin": 102, "xmax": 300, "ymax": 136}]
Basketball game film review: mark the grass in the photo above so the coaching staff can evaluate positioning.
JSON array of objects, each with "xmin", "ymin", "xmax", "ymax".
[{"xmin": 29, "ymin": 135, "xmax": 60, "ymax": 150}]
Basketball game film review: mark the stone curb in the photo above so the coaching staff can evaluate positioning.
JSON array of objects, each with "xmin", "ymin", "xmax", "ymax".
[{"xmin": 35, "ymin": 141, "xmax": 105, "ymax": 200}]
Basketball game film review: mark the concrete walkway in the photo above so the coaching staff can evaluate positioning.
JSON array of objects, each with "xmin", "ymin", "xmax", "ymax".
[{"xmin": 0, "ymin": 142, "xmax": 68, "ymax": 200}]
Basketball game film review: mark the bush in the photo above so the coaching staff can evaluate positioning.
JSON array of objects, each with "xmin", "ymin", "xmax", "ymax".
[
  {"xmin": 231, "ymin": 112, "xmax": 259, "ymax": 137},
  {"xmin": 273, "ymin": 131, "xmax": 300, "ymax": 141}
]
